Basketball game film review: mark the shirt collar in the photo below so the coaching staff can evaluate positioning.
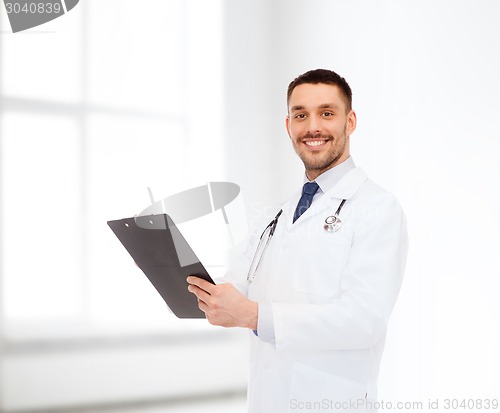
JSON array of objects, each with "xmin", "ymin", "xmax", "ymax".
[{"xmin": 303, "ymin": 156, "xmax": 356, "ymax": 194}]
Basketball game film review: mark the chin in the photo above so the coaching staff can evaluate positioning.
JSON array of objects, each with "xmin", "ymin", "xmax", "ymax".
[{"xmin": 304, "ymin": 156, "xmax": 342, "ymax": 173}]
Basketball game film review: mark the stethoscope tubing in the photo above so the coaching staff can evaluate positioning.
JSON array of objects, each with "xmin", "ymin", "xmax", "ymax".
[{"xmin": 247, "ymin": 200, "xmax": 347, "ymax": 282}]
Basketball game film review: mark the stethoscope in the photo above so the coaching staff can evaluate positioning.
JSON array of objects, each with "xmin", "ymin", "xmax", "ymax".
[
  {"xmin": 323, "ymin": 199, "xmax": 346, "ymax": 232},
  {"xmin": 247, "ymin": 199, "xmax": 347, "ymax": 282}
]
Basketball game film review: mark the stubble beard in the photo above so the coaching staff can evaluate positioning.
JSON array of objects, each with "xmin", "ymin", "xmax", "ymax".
[{"xmin": 295, "ymin": 130, "xmax": 348, "ymax": 177}]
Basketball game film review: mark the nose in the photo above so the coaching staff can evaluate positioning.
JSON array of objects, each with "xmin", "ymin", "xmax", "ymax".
[{"xmin": 306, "ymin": 115, "xmax": 321, "ymax": 134}]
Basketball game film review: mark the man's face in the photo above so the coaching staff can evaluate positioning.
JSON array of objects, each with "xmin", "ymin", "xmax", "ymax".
[{"xmin": 286, "ymin": 83, "xmax": 357, "ymax": 180}]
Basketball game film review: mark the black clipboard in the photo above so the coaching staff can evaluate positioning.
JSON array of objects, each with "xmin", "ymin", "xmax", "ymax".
[{"xmin": 107, "ymin": 214, "xmax": 214, "ymax": 318}]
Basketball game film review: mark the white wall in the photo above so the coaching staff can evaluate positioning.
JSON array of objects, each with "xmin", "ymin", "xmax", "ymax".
[{"xmin": 223, "ymin": 0, "xmax": 500, "ymax": 405}]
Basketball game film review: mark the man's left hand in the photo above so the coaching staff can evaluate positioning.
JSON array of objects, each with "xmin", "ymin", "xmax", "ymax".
[{"xmin": 187, "ymin": 276, "xmax": 257, "ymax": 330}]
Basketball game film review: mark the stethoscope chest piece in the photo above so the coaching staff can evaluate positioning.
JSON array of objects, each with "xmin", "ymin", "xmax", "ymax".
[
  {"xmin": 324, "ymin": 199, "xmax": 347, "ymax": 232},
  {"xmin": 324, "ymin": 215, "xmax": 342, "ymax": 232}
]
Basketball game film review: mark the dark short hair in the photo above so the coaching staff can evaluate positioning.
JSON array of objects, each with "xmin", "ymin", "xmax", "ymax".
[{"xmin": 287, "ymin": 69, "xmax": 353, "ymax": 112}]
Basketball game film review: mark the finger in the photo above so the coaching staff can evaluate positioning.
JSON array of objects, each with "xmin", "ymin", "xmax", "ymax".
[
  {"xmin": 186, "ymin": 276, "xmax": 215, "ymax": 294},
  {"xmin": 198, "ymin": 300, "xmax": 209, "ymax": 313},
  {"xmin": 188, "ymin": 284, "xmax": 211, "ymax": 304}
]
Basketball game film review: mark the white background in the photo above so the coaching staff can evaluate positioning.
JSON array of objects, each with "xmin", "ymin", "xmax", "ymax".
[{"xmin": 1, "ymin": 0, "xmax": 500, "ymax": 411}]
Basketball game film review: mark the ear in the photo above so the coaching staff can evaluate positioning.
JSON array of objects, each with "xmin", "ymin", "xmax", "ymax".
[
  {"xmin": 285, "ymin": 115, "xmax": 292, "ymax": 139},
  {"xmin": 346, "ymin": 110, "xmax": 357, "ymax": 136}
]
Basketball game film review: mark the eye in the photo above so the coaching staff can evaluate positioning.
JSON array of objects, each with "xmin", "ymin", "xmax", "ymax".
[
  {"xmin": 294, "ymin": 113, "xmax": 307, "ymax": 119},
  {"xmin": 321, "ymin": 111, "xmax": 334, "ymax": 117}
]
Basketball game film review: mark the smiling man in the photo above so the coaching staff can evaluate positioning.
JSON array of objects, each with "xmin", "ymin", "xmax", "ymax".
[
  {"xmin": 188, "ymin": 69, "xmax": 408, "ymax": 413},
  {"xmin": 286, "ymin": 76, "xmax": 356, "ymax": 180}
]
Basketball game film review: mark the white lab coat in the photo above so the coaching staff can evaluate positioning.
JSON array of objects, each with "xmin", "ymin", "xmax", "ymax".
[{"xmin": 225, "ymin": 167, "xmax": 408, "ymax": 413}]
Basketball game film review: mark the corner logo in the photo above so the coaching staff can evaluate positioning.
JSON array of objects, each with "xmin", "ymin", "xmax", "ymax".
[{"xmin": 3, "ymin": 0, "xmax": 80, "ymax": 33}]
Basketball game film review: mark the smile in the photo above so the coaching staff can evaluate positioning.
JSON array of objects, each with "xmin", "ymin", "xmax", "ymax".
[{"xmin": 303, "ymin": 140, "xmax": 329, "ymax": 148}]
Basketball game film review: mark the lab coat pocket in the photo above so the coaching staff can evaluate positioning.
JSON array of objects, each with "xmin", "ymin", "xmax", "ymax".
[{"xmin": 288, "ymin": 362, "xmax": 367, "ymax": 413}]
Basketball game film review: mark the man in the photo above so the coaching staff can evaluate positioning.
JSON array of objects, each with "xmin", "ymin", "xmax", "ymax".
[{"xmin": 187, "ymin": 69, "xmax": 408, "ymax": 412}]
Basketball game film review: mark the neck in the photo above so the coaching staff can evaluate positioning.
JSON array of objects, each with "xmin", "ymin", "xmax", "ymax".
[{"xmin": 305, "ymin": 153, "xmax": 350, "ymax": 181}]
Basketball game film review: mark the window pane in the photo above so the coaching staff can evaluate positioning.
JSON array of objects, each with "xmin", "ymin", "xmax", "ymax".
[
  {"xmin": 86, "ymin": 114, "xmax": 190, "ymax": 324},
  {"xmin": 1, "ymin": 113, "xmax": 82, "ymax": 321},
  {"xmin": 0, "ymin": 8, "xmax": 82, "ymax": 103},
  {"xmin": 87, "ymin": 0, "xmax": 184, "ymax": 115}
]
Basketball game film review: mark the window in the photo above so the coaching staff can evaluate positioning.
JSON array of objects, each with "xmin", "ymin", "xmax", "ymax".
[{"xmin": 1, "ymin": 0, "xmax": 224, "ymax": 332}]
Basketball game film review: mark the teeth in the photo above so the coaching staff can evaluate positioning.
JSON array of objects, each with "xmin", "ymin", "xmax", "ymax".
[{"xmin": 304, "ymin": 140, "xmax": 326, "ymax": 147}]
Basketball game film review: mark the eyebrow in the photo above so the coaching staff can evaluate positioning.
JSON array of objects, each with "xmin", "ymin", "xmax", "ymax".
[
  {"xmin": 290, "ymin": 103, "xmax": 339, "ymax": 112},
  {"xmin": 319, "ymin": 103, "xmax": 339, "ymax": 109}
]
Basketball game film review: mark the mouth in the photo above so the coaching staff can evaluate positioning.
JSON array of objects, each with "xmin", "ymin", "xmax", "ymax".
[{"xmin": 302, "ymin": 139, "xmax": 330, "ymax": 149}]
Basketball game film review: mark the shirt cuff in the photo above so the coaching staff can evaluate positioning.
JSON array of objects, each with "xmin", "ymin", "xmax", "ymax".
[{"xmin": 256, "ymin": 302, "xmax": 275, "ymax": 343}]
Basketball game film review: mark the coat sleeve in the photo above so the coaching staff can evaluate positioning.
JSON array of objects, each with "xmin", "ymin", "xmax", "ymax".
[{"xmin": 272, "ymin": 192, "xmax": 409, "ymax": 351}]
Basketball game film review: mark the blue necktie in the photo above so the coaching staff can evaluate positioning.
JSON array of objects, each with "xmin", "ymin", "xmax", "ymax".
[{"xmin": 293, "ymin": 181, "xmax": 319, "ymax": 223}]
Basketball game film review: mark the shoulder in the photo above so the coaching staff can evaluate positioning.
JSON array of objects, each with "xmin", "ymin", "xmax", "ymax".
[
  {"xmin": 352, "ymin": 176, "xmax": 405, "ymax": 217},
  {"xmin": 359, "ymin": 177, "xmax": 396, "ymax": 200}
]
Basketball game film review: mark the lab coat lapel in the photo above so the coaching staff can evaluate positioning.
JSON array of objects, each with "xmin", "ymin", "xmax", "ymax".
[{"xmin": 285, "ymin": 167, "xmax": 368, "ymax": 229}]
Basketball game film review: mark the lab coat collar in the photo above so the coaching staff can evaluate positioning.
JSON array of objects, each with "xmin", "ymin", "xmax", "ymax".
[
  {"xmin": 306, "ymin": 156, "xmax": 356, "ymax": 195},
  {"xmin": 324, "ymin": 167, "xmax": 368, "ymax": 200},
  {"xmin": 283, "ymin": 167, "xmax": 368, "ymax": 229}
]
